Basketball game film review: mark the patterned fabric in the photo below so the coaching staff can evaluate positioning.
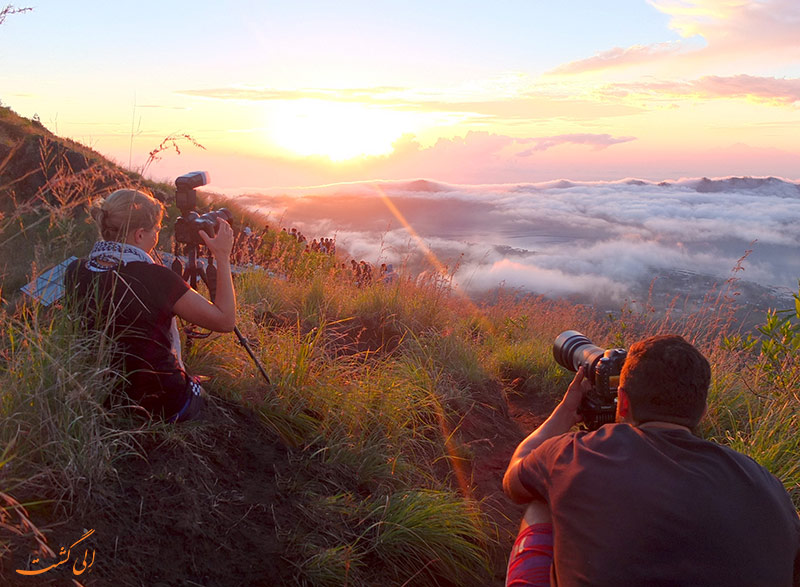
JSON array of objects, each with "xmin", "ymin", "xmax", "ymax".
[
  {"xmin": 87, "ymin": 240, "xmax": 154, "ymax": 272},
  {"xmin": 506, "ymin": 523, "xmax": 553, "ymax": 587},
  {"xmin": 167, "ymin": 377, "xmax": 206, "ymax": 423}
]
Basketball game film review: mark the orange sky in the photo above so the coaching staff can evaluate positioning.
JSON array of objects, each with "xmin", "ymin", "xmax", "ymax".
[{"xmin": 2, "ymin": 0, "xmax": 799, "ymax": 188}]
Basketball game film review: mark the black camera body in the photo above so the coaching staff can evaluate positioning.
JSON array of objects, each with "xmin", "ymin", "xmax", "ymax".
[
  {"xmin": 553, "ymin": 330, "xmax": 627, "ymax": 430},
  {"xmin": 174, "ymin": 209, "xmax": 234, "ymax": 246},
  {"xmin": 174, "ymin": 171, "xmax": 233, "ymax": 246}
]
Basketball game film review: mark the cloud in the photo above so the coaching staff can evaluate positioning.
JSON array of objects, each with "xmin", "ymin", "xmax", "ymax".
[
  {"xmin": 463, "ymin": 259, "xmax": 628, "ymax": 301},
  {"xmin": 517, "ymin": 134, "xmax": 637, "ymax": 154},
  {"xmin": 178, "ymin": 86, "xmax": 408, "ymax": 102},
  {"xmin": 177, "ymin": 84, "xmax": 642, "ymax": 125},
  {"xmin": 690, "ymin": 75, "xmax": 800, "ymax": 104},
  {"xmin": 361, "ymin": 131, "xmax": 639, "ymax": 185},
  {"xmin": 549, "ymin": 42, "xmax": 685, "ymax": 75},
  {"xmin": 651, "ymin": 0, "xmax": 800, "ymax": 53},
  {"xmin": 604, "ymin": 75, "xmax": 800, "ymax": 105},
  {"xmin": 227, "ymin": 177, "xmax": 800, "ymax": 308},
  {"xmin": 136, "ymin": 104, "xmax": 190, "ymax": 110},
  {"xmin": 547, "ymin": 0, "xmax": 800, "ymax": 78}
]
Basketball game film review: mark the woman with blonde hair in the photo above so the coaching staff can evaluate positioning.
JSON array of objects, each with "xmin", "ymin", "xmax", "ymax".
[{"xmin": 66, "ymin": 188, "xmax": 236, "ymax": 422}]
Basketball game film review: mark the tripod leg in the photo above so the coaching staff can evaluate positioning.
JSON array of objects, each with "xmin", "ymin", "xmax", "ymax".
[
  {"xmin": 234, "ymin": 326, "xmax": 271, "ymax": 385},
  {"xmin": 192, "ymin": 248, "xmax": 271, "ymax": 386}
]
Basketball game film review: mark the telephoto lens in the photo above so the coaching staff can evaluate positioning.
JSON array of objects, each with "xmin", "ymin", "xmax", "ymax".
[
  {"xmin": 552, "ymin": 330, "xmax": 627, "ymax": 430},
  {"xmin": 552, "ymin": 330, "xmax": 606, "ymax": 382}
]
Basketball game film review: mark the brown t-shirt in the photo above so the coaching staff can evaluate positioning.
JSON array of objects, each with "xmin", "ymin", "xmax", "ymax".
[
  {"xmin": 516, "ymin": 424, "xmax": 800, "ymax": 586},
  {"xmin": 65, "ymin": 259, "xmax": 191, "ymax": 418}
]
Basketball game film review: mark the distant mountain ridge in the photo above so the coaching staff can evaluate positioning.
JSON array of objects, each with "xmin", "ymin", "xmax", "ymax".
[
  {"xmin": 691, "ymin": 176, "xmax": 800, "ymax": 194},
  {"xmin": 425, "ymin": 176, "xmax": 800, "ymax": 195}
]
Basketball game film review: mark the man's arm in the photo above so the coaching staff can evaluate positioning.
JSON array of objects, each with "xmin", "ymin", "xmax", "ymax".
[{"xmin": 503, "ymin": 366, "xmax": 589, "ymax": 503}]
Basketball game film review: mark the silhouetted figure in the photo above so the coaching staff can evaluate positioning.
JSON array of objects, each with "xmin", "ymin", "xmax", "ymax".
[
  {"xmin": 381, "ymin": 263, "xmax": 397, "ymax": 284},
  {"xmin": 359, "ymin": 261, "xmax": 372, "ymax": 286}
]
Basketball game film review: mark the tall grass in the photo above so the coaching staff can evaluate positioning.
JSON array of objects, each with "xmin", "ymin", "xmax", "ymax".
[
  {"xmin": 4, "ymin": 219, "xmax": 799, "ymax": 583},
  {"xmin": 1, "ymin": 114, "xmax": 797, "ymax": 583},
  {"xmin": 0, "ymin": 303, "xmax": 145, "ymax": 507}
]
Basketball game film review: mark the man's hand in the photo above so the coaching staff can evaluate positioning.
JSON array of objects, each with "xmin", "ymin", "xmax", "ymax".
[
  {"xmin": 503, "ymin": 366, "xmax": 591, "ymax": 503},
  {"xmin": 559, "ymin": 366, "xmax": 592, "ymax": 428}
]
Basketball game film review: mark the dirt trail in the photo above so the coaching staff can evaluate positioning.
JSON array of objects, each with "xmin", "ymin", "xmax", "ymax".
[{"xmin": 459, "ymin": 382, "xmax": 558, "ymax": 584}]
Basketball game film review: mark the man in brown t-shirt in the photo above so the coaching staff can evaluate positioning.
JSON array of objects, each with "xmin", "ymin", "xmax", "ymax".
[{"xmin": 503, "ymin": 335, "xmax": 800, "ymax": 586}]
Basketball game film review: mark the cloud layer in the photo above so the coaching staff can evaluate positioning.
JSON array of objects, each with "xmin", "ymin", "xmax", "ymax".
[{"xmin": 230, "ymin": 176, "xmax": 800, "ymax": 308}]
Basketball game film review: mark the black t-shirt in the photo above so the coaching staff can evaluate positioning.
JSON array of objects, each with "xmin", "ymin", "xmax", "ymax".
[
  {"xmin": 516, "ymin": 424, "xmax": 800, "ymax": 586},
  {"xmin": 65, "ymin": 259, "xmax": 191, "ymax": 418}
]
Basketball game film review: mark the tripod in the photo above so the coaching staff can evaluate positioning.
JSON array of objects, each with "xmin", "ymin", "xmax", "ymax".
[{"xmin": 173, "ymin": 243, "xmax": 271, "ymax": 385}]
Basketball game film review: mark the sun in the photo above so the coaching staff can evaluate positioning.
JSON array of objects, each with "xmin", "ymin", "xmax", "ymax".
[{"xmin": 264, "ymin": 100, "xmax": 410, "ymax": 161}]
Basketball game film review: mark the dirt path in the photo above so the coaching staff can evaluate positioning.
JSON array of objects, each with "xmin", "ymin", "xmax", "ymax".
[{"xmin": 459, "ymin": 382, "xmax": 558, "ymax": 584}]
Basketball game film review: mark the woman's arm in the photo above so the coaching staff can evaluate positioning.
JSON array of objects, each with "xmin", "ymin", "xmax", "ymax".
[{"xmin": 173, "ymin": 220, "xmax": 236, "ymax": 332}]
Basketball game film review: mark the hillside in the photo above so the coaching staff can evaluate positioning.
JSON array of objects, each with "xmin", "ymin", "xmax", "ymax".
[
  {"xmin": 0, "ymin": 108, "xmax": 797, "ymax": 586},
  {"xmin": 0, "ymin": 107, "xmax": 554, "ymax": 585},
  {"xmin": 0, "ymin": 106, "xmax": 150, "ymax": 210}
]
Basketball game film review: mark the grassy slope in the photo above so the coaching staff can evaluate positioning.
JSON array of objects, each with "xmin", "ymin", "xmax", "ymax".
[{"xmin": 0, "ymin": 108, "xmax": 797, "ymax": 586}]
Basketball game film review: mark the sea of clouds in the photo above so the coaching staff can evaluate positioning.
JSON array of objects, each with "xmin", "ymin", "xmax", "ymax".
[{"xmin": 227, "ymin": 176, "xmax": 800, "ymax": 311}]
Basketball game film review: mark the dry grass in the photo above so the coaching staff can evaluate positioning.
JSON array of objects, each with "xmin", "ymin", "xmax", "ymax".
[{"xmin": 0, "ymin": 106, "xmax": 797, "ymax": 584}]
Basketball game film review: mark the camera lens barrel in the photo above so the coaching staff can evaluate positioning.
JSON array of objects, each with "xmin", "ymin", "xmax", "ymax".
[
  {"xmin": 553, "ymin": 330, "xmax": 606, "ymax": 382},
  {"xmin": 552, "ymin": 330, "xmax": 627, "ymax": 430}
]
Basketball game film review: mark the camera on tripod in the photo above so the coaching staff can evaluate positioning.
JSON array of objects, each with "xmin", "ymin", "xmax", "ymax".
[
  {"xmin": 553, "ymin": 331, "xmax": 627, "ymax": 430},
  {"xmin": 169, "ymin": 172, "xmax": 272, "ymax": 385},
  {"xmin": 174, "ymin": 171, "xmax": 233, "ymax": 246}
]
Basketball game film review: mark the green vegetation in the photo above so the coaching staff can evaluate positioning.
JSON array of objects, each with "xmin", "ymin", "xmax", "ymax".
[{"xmin": 0, "ymin": 107, "xmax": 797, "ymax": 584}]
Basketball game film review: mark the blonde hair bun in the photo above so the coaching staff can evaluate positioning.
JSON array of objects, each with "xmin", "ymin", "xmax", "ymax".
[{"xmin": 94, "ymin": 189, "xmax": 164, "ymax": 241}]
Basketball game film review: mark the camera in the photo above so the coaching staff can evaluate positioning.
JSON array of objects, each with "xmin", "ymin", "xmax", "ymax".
[
  {"xmin": 173, "ymin": 171, "xmax": 233, "ymax": 246},
  {"xmin": 174, "ymin": 208, "xmax": 234, "ymax": 246},
  {"xmin": 553, "ymin": 330, "xmax": 627, "ymax": 430}
]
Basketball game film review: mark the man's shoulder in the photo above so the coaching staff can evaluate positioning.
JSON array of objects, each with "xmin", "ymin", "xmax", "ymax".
[
  {"xmin": 538, "ymin": 423, "xmax": 701, "ymax": 455},
  {"xmin": 543, "ymin": 423, "xmax": 634, "ymax": 444}
]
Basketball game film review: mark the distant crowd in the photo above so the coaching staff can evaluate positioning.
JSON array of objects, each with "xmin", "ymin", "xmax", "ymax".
[
  {"xmin": 342, "ymin": 260, "xmax": 397, "ymax": 287},
  {"xmin": 229, "ymin": 223, "xmax": 396, "ymax": 286}
]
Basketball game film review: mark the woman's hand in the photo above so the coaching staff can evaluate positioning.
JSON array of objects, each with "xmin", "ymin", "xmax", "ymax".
[
  {"xmin": 174, "ymin": 219, "xmax": 237, "ymax": 332},
  {"xmin": 199, "ymin": 219, "xmax": 234, "ymax": 260}
]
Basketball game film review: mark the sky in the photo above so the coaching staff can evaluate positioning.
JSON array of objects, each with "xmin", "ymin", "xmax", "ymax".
[{"xmin": 1, "ymin": 0, "xmax": 800, "ymax": 190}]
